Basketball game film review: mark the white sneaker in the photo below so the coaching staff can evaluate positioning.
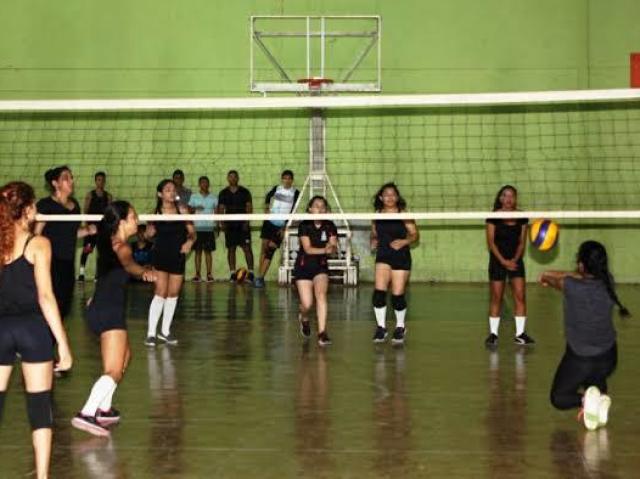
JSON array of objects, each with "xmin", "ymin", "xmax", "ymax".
[
  {"xmin": 583, "ymin": 386, "xmax": 601, "ymax": 431},
  {"xmin": 598, "ymin": 394, "xmax": 611, "ymax": 427}
]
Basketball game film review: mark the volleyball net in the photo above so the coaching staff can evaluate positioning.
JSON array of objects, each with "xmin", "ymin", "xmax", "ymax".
[{"xmin": 1, "ymin": 88, "xmax": 640, "ymax": 225}]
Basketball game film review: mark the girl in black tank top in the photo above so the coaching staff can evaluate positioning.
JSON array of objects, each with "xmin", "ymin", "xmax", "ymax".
[
  {"xmin": 79, "ymin": 171, "xmax": 112, "ymax": 281},
  {"xmin": 144, "ymin": 180, "xmax": 195, "ymax": 347},
  {"xmin": 73, "ymin": 201, "xmax": 155, "ymax": 437},
  {"xmin": 370, "ymin": 183, "xmax": 419, "ymax": 346},
  {"xmin": 0, "ymin": 181, "xmax": 73, "ymax": 478},
  {"xmin": 485, "ymin": 185, "xmax": 534, "ymax": 347}
]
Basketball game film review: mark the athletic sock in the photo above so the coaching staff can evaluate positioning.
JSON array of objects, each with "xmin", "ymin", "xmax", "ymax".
[
  {"xmin": 81, "ymin": 375, "xmax": 116, "ymax": 417},
  {"xmin": 374, "ymin": 307, "xmax": 387, "ymax": 328},
  {"xmin": 147, "ymin": 295, "xmax": 165, "ymax": 337},
  {"xmin": 489, "ymin": 316, "xmax": 500, "ymax": 335},
  {"xmin": 161, "ymin": 297, "xmax": 178, "ymax": 336},
  {"xmin": 515, "ymin": 316, "xmax": 526, "ymax": 336},
  {"xmin": 394, "ymin": 308, "xmax": 406, "ymax": 329},
  {"xmin": 98, "ymin": 383, "xmax": 118, "ymax": 412}
]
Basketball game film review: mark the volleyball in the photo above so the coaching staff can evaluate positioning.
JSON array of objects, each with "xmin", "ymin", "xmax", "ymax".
[
  {"xmin": 235, "ymin": 267, "xmax": 249, "ymax": 283},
  {"xmin": 529, "ymin": 219, "xmax": 559, "ymax": 251}
]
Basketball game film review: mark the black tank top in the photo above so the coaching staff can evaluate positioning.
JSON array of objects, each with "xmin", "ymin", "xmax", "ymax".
[
  {"xmin": 93, "ymin": 238, "xmax": 129, "ymax": 310},
  {"xmin": 153, "ymin": 209, "xmax": 187, "ymax": 254},
  {"xmin": 375, "ymin": 219, "xmax": 409, "ymax": 252},
  {"xmin": 88, "ymin": 190, "xmax": 110, "ymax": 215},
  {"xmin": 0, "ymin": 236, "xmax": 42, "ymax": 317}
]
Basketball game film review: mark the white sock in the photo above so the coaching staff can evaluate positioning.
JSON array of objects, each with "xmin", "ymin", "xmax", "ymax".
[
  {"xmin": 79, "ymin": 266, "xmax": 86, "ymax": 275},
  {"xmin": 489, "ymin": 316, "xmax": 500, "ymax": 335},
  {"xmin": 374, "ymin": 307, "xmax": 387, "ymax": 328},
  {"xmin": 98, "ymin": 383, "xmax": 118, "ymax": 412},
  {"xmin": 161, "ymin": 297, "xmax": 178, "ymax": 336},
  {"xmin": 394, "ymin": 308, "xmax": 407, "ymax": 329},
  {"xmin": 81, "ymin": 375, "xmax": 116, "ymax": 417},
  {"xmin": 515, "ymin": 316, "xmax": 526, "ymax": 336},
  {"xmin": 147, "ymin": 295, "xmax": 165, "ymax": 337}
]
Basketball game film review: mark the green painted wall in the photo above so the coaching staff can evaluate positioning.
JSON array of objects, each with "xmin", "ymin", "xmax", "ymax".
[{"xmin": 1, "ymin": 0, "xmax": 639, "ymax": 282}]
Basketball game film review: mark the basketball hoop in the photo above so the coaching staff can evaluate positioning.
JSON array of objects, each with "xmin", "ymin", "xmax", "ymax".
[{"xmin": 297, "ymin": 78, "xmax": 334, "ymax": 94}]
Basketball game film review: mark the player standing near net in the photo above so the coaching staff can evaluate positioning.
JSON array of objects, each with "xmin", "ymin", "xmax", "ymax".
[
  {"xmin": 541, "ymin": 241, "xmax": 629, "ymax": 430},
  {"xmin": 0, "ymin": 181, "xmax": 73, "ymax": 478},
  {"xmin": 78, "ymin": 171, "xmax": 112, "ymax": 282},
  {"xmin": 35, "ymin": 166, "xmax": 97, "ymax": 319},
  {"xmin": 294, "ymin": 196, "xmax": 338, "ymax": 346},
  {"xmin": 254, "ymin": 170, "xmax": 300, "ymax": 288},
  {"xmin": 144, "ymin": 179, "xmax": 195, "ymax": 346},
  {"xmin": 172, "ymin": 169, "xmax": 192, "ymax": 209},
  {"xmin": 72, "ymin": 201, "xmax": 155, "ymax": 437},
  {"xmin": 485, "ymin": 185, "xmax": 534, "ymax": 347},
  {"xmin": 188, "ymin": 175, "xmax": 218, "ymax": 282},
  {"xmin": 218, "ymin": 170, "xmax": 255, "ymax": 283},
  {"xmin": 370, "ymin": 183, "xmax": 419, "ymax": 345}
]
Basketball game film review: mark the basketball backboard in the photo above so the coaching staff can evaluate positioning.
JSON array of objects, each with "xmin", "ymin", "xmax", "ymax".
[{"xmin": 250, "ymin": 15, "xmax": 381, "ymax": 94}]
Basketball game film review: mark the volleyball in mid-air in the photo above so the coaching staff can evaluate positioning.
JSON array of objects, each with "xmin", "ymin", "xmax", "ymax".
[{"xmin": 529, "ymin": 219, "xmax": 559, "ymax": 251}]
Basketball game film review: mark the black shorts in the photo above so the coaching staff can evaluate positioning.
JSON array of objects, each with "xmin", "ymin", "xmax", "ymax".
[
  {"xmin": 0, "ymin": 316, "xmax": 54, "ymax": 364},
  {"xmin": 194, "ymin": 231, "xmax": 216, "ymax": 252},
  {"xmin": 82, "ymin": 234, "xmax": 98, "ymax": 253},
  {"xmin": 225, "ymin": 224, "xmax": 251, "ymax": 248},
  {"xmin": 152, "ymin": 250, "xmax": 186, "ymax": 275},
  {"xmin": 85, "ymin": 302, "xmax": 127, "ymax": 336},
  {"xmin": 294, "ymin": 258, "xmax": 329, "ymax": 281},
  {"xmin": 260, "ymin": 221, "xmax": 284, "ymax": 248},
  {"xmin": 488, "ymin": 257, "xmax": 525, "ymax": 281},
  {"xmin": 375, "ymin": 248, "xmax": 412, "ymax": 271}
]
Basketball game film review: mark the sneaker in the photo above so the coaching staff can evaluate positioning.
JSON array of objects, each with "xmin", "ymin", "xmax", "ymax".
[
  {"xmin": 598, "ymin": 394, "xmax": 612, "ymax": 427},
  {"xmin": 157, "ymin": 333, "xmax": 179, "ymax": 345},
  {"xmin": 78, "ymin": 274, "xmax": 85, "ymax": 282},
  {"xmin": 206, "ymin": 274, "xmax": 214, "ymax": 283},
  {"xmin": 318, "ymin": 331, "xmax": 332, "ymax": 346},
  {"xmin": 583, "ymin": 386, "xmax": 602, "ymax": 431},
  {"xmin": 484, "ymin": 333, "xmax": 499, "ymax": 347},
  {"xmin": 192, "ymin": 275, "xmax": 201, "ymax": 282},
  {"xmin": 96, "ymin": 408, "xmax": 121, "ymax": 425},
  {"xmin": 391, "ymin": 327, "xmax": 406, "ymax": 345},
  {"xmin": 373, "ymin": 326, "xmax": 388, "ymax": 343},
  {"xmin": 254, "ymin": 277, "xmax": 265, "ymax": 288},
  {"xmin": 248, "ymin": 272, "xmax": 255, "ymax": 284},
  {"xmin": 229, "ymin": 272, "xmax": 237, "ymax": 283},
  {"xmin": 71, "ymin": 413, "xmax": 110, "ymax": 437},
  {"xmin": 144, "ymin": 336, "xmax": 159, "ymax": 347},
  {"xmin": 299, "ymin": 319, "xmax": 311, "ymax": 339},
  {"xmin": 514, "ymin": 333, "xmax": 536, "ymax": 345}
]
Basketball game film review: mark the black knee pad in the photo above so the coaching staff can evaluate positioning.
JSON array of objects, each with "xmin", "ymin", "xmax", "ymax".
[
  {"xmin": 0, "ymin": 391, "xmax": 5, "ymax": 422},
  {"xmin": 372, "ymin": 289, "xmax": 387, "ymax": 308},
  {"xmin": 391, "ymin": 294, "xmax": 407, "ymax": 311},
  {"xmin": 26, "ymin": 391, "xmax": 53, "ymax": 430},
  {"xmin": 265, "ymin": 245, "xmax": 278, "ymax": 260}
]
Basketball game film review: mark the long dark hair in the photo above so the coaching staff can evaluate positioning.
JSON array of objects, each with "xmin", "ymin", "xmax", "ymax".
[
  {"xmin": 44, "ymin": 165, "xmax": 71, "ymax": 193},
  {"xmin": 96, "ymin": 201, "xmax": 131, "ymax": 277},
  {"xmin": 0, "ymin": 181, "xmax": 35, "ymax": 268},
  {"xmin": 492, "ymin": 184, "xmax": 517, "ymax": 211},
  {"xmin": 373, "ymin": 182, "xmax": 407, "ymax": 212},
  {"xmin": 155, "ymin": 179, "xmax": 178, "ymax": 214},
  {"xmin": 578, "ymin": 240, "xmax": 630, "ymax": 317}
]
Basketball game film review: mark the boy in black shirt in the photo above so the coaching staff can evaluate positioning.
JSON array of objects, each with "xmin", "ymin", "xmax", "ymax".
[{"xmin": 218, "ymin": 170, "xmax": 254, "ymax": 282}]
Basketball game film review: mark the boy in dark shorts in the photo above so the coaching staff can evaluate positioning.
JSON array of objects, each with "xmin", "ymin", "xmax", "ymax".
[{"xmin": 218, "ymin": 170, "xmax": 254, "ymax": 282}]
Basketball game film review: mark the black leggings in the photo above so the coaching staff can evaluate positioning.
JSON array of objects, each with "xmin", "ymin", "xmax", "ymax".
[
  {"xmin": 550, "ymin": 343, "xmax": 617, "ymax": 410},
  {"xmin": 51, "ymin": 258, "xmax": 75, "ymax": 319}
]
